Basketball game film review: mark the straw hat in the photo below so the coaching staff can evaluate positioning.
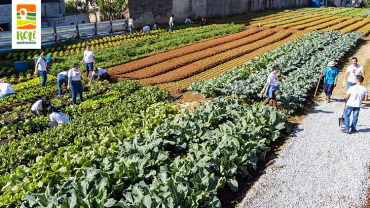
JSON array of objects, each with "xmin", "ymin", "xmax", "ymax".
[{"xmin": 328, "ymin": 61, "xmax": 335, "ymax": 67}]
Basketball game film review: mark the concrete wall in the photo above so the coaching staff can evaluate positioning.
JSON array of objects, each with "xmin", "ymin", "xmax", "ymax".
[
  {"xmin": 129, "ymin": 0, "xmax": 309, "ymax": 27},
  {"xmin": 42, "ymin": 14, "xmax": 90, "ymax": 28},
  {"xmin": 0, "ymin": 4, "xmax": 12, "ymax": 31}
]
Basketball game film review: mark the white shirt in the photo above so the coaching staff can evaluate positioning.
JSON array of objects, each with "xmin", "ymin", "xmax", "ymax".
[
  {"xmin": 153, "ymin": 24, "xmax": 157, "ymax": 30},
  {"xmin": 267, "ymin": 73, "xmax": 279, "ymax": 86},
  {"xmin": 185, "ymin": 18, "xmax": 191, "ymax": 23},
  {"xmin": 37, "ymin": 57, "xmax": 47, "ymax": 71},
  {"xmin": 346, "ymin": 64, "xmax": 364, "ymax": 83},
  {"xmin": 50, "ymin": 112, "xmax": 70, "ymax": 125},
  {"xmin": 68, "ymin": 69, "xmax": 82, "ymax": 81},
  {"xmin": 142, "ymin": 26, "xmax": 150, "ymax": 32},
  {"xmin": 347, "ymin": 85, "xmax": 368, "ymax": 107},
  {"xmin": 0, "ymin": 83, "xmax": 15, "ymax": 94},
  {"xmin": 170, "ymin": 17, "xmax": 173, "ymax": 23},
  {"xmin": 84, "ymin": 50, "xmax": 95, "ymax": 63},
  {"xmin": 92, "ymin": 68, "xmax": 106, "ymax": 76},
  {"xmin": 128, "ymin": 18, "xmax": 133, "ymax": 25},
  {"xmin": 58, "ymin": 71, "xmax": 68, "ymax": 76},
  {"xmin": 31, "ymin": 100, "xmax": 43, "ymax": 111}
]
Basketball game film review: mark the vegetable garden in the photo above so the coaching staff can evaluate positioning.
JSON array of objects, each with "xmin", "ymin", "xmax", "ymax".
[{"xmin": 0, "ymin": 6, "xmax": 368, "ymax": 208}]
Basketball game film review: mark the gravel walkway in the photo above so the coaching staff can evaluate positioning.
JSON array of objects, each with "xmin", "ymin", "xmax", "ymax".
[{"xmin": 240, "ymin": 98, "xmax": 370, "ymax": 208}]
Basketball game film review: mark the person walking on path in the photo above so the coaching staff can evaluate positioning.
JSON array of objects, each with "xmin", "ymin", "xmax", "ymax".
[
  {"xmin": 320, "ymin": 61, "xmax": 339, "ymax": 103},
  {"xmin": 57, "ymin": 71, "xmax": 69, "ymax": 96},
  {"xmin": 35, "ymin": 52, "xmax": 48, "ymax": 87},
  {"xmin": 80, "ymin": 45, "xmax": 95, "ymax": 78},
  {"xmin": 343, "ymin": 57, "xmax": 365, "ymax": 90},
  {"xmin": 47, "ymin": 106, "xmax": 70, "ymax": 128},
  {"xmin": 141, "ymin": 26, "xmax": 152, "ymax": 36},
  {"xmin": 0, "ymin": 79, "xmax": 15, "ymax": 99},
  {"xmin": 89, "ymin": 67, "xmax": 110, "ymax": 83},
  {"xmin": 169, "ymin": 14, "xmax": 174, "ymax": 32},
  {"xmin": 261, "ymin": 64, "xmax": 281, "ymax": 108},
  {"xmin": 342, "ymin": 75, "xmax": 368, "ymax": 134},
  {"xmin": 128, "ymin": 16, "xmax": 134, "ymax": 35},
  {"xmin": 68, "ymin": 63, "xmax": 84, "ymax": 105},
  {"xmin": 31, "ymin": 96, "xmax": 50, "ymax": 117}
]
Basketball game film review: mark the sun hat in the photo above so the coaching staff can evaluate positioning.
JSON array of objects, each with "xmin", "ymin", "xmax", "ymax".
[{"xmin": 328, "ymin": 61, "xmax": 335, "ymax": 67}]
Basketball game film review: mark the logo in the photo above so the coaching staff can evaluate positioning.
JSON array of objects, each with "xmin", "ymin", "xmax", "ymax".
[
  {"xmin": 17, "ymin": 4, "xmax": 36, "ymax": 30},
  {"xmin": 12, "ymin": 0, "xmax": 41, "ymax": 49}
]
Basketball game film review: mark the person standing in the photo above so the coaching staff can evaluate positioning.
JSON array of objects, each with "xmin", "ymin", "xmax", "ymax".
[
  {"xmin": 0, "ymin": 79, "xmax": 15, "ymax": 99},
  {"xmin": 35, "ymin": 52, "xmax": 48, "ymax": 87},
  {"xmin": 80, "ymin": 45, "xmax": 95, "ymax": 78},
  {"xmin": 343, "ymin": 57, "xmax": 364, "ymax": 90},
  {"xmin": 342, "ymin": 75, "xmax": 368, "ymax": 133},
  {"xmin": 169, "ymin": 14, "xmax": 174, "ymax": 32},
  {"xmin": 89, "ymin": 67, "xmax": 110, "ymax": 83},
  {"xmin": 201, "ymin": 17, "xmax": 207, "ymax": 26},
  {"xmin": 57, "ymin": 71, "xmax": 69, "ymax": 96},
  {"xmin": 261, "ymin": 64, "xmax": 281, "ymax": 108},
  {"xmin": 68, "ymin": 63, "xmax": 84, "ymax": 105},
  {"xmin": 128, "ymin": 16, "xmax": 134, "ymax": 35},
  {"xmin": 34, "ymin": 54, "xmax": 55, "ymax": 70},
  {"xmin": 31, "ymin": 96, "xmax": 50, "ymax": 117},
  {"xmin": 320, "ymin": 61, "xmax": 339, "ymax": 103},
  {"xmin": 47, "ymin": 106, "xmax": 70, "ymax": 128},
  {"xmin": 141, "ymin": 26, "xmax": 152, "ymax": 36}
]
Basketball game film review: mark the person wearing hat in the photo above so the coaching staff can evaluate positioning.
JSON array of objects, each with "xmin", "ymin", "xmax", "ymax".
[
  {"xmin": 320, "ymin": 61, "xmax": 339, "ymax": 103},
  {"xmin": 0, "ymin": 79, "xmax": 15, "ymax": 99}
]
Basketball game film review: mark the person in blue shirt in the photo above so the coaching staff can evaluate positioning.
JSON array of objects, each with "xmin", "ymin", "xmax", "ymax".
[{"xmin": 320, "ymin": 61, "xmax": 339, "ymax": 103}]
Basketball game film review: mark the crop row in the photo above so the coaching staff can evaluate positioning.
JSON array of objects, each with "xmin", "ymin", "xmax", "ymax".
[
  {"xmin": 264, "ymin": 13, "xmax": 321, "ymax": 27},
  {"xmin": 138, "ymin": 30, "xmax": 292, "ymax": 86},
  {"xmin": 356, "ymin": 22, "xmax": 370, "ymax": 35},
  {"xmin": 250, "ymin": 12, "xmax": 305, "ymax": 26},
  {"xmin": 340, "ymin": 18, "xmax": 370, "ymax": 34},
  {"xmin": 291, "ymin": 16, "xmax": 339, "ymax": 30},
  {"xmin": 277, "ymin": 15, "xmax": 332, "ymax": 29},
  {"xmin": 109, "ymin": 28, "xmax": 260, "ymax": 76},
  {"xmin": 328, "ymin": 8, "xmax": 354, "ymax": 16},
  {"xmin": 334, "ymin": 8, "xmax": 368, "ymax": 17},
  {"xmin": 114, "ymin": 29, "xmax": 275, "ymax": 80},
  {"xmin": 305, "ymin": 16, "xmax": 351, "ymax": 30},
  {"xmin": 321, "ymin": 17, "xmax": 364, "ymax": 32}
]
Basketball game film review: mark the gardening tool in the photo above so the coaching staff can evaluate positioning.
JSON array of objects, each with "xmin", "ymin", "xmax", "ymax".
[
  {"xmin": 339, "ymin": 102, "xmax": 347, "ymax": 127},
  {"xmin": 314, "ymin": 66, "xmax": 325, "ymax": 97}
]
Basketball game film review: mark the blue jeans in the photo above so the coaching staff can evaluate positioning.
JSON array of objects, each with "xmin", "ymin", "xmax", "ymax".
[
  {"xmin": 169, "ymin": 23, "xmax": 173, "ymax": 32},
  {"xmin": 344, "ymin": 106, "xmax": 360, "ymax": 131},
  {"xmin": 347, "ymin": 81, "xmax": 356, "ymax": 90},
  {"xmin": 85, "ymin": 62, "xmax": 94, "ymax": 77},
  {"xmin": 145, "ymin": 30, "xmax": 152, "ymax": 36},
  {"xmin": 57, "ymin": 75, "xmax": 69, "ymax": 95},
  {"xmin": 38, "ymin": 71, "xmax": 47, "ymax": 87},
  {"xmin": 70, "ymin": 81, "xmax": 83, "ymax": 105},
  {"xmin": 100, "ymin": 72, "xmax": 110, "ymax": 81},
  {"xmin": 0, "ymin": 92, "xmax": 15, "ymax": 99},
  {"xmin": 129, "ymin": 24, "xmax": 133, "ymax": 35}
]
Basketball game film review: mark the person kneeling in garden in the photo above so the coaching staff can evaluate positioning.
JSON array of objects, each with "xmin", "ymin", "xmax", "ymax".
[
  {"xmin": 320, "ymin": 61, "xmax": 339, "ymax": 103},
  {"xmin": 140, "ymin": 26, "xmax": 152, "ymax": 36},
  {"xmin": 0, "ymin": 78, "xmax": 15, "ymax": 99},
  {"xmin": 89, "ymin": 67, "xmax": 110, "ymax": 83},
  {"xmin": 261, "ymin": 64, "xmax": 281, "ymax": 109},
  {"xmin": 47, "ymin": 106, "xmax": 70, "ymax": 128},
  {"xmin": 342, "ymin": 75, "xmax": 368, "ymax": 134},
  {"xmin": 31, "ymin": 96, "xmax": 51, "ymax": 117}
]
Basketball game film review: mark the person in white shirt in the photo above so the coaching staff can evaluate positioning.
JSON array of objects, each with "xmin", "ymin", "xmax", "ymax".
[
  {"xmin": 31, "ymin": 96, "xmax": 51, "ymax": 117},
  {"xmin": 343, "ymin": 57, "xmax": 364, "ymax": 90},
  {"xmin": 343, "ymin": 75, "xmax": 368, "ymax": 133},
  {"xmin": 90, "ymin": 67, "xmax": 110, "ymax": 83},
  {"xmin": 153, "ymin": 22, "xmax": 159, "ymax": 30},
  {"xmin": 169, "ymin": 14, "xmax": 174, "ymax": 32},
  {"xmin": 57, "ymin": 71, "xmax": 69, "ymax": 96},
  {"xmin": 68, "ymin": 63, "xmax": 84, "ymax": 105},
  {"xmin": 262, "ymin": 64, "xmax": 281, "ymax": 108},
  {"xmin": 140, "ymin": 26, "xmax": 152, "ymax": 36},
  {"xmin": 35, "ymin": 52, "xmax": 48, "ymax": 87},
  {"xmin": 185, "ymin": 17, "xmax": 192, "ymax": 25},
  {"xmin": 47, "ymin": 106, "xmax": 70, "ymax": 128},
  {"xmin": 80, "ymin": 45, "xmax": 95, "ymax": 78},
  {"xmin": 0, "ymin": 79, "xmax": 16, "ymax": 99},
  {"xmin": 128, "ymin": 16, "xmax": 134, "ymax": 35}
]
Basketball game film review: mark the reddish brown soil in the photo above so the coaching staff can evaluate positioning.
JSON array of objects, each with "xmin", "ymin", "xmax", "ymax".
[
  {"xmin": 109, "ymin": 28, "xmax": 262, "ymax": 76},
  {"xmin": 116, "ymin": 30, "xmax": 275, "ymax": 80}
]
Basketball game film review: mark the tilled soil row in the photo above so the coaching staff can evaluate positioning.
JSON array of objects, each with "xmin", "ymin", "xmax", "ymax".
[
  {"xmin": 115, "ymin": 30, "xmax": 276, "ymax": 80},
  {"xmin": 109, "ymin": 28, "xmax": 262, "ymax": 76},
  {"xmin": 134, "ymin": 30, "xmax": 292, "ymax": 86}
]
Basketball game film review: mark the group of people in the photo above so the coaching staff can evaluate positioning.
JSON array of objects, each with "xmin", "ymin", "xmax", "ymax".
[
  {"xmin": 262, "ymin": 57, "xmax": 368, "ymax": 134},
  {"xmin": 128, "ymin": 14, "xmax": 207, "ymax": 36}
]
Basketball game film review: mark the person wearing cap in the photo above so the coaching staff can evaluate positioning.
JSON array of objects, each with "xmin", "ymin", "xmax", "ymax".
[
  {"xmin": 57, "ymin": 71, "xmax": 69, "ymax": 96},
  {"xmin": 68, "ymin": 63, "xmax": 84, "ymax": 105},
  {"xmin": 140, "ymin": 26, "xmax": 152, "ymax": 36},
  {"xmin": 89, "ymin": 67, "xmax": 110, "ymax": 83},
  {"xmin": 320, "ymin": 61, "xmax": 339, "ymax": 103},
  {"xmin": 342, "ymin": 75, "xmax": 368, "ymax": 133},
  {"xmin": 31, "ymin": 96, "xmax": 51, "ymax": 117},
  {"xmin": 343, "ymin": 57, "xmax": 364, "ymax": 90},
  {"xmin": 35, "ymin": 52, "xmax": 49, "ymax": 87},
  {"xmin": 0, "ymin": 79, "xmax": 15, "ymax": 99}
]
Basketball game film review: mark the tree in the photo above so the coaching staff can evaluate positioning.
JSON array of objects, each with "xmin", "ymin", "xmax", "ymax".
[{"xmin": 91, "ymin": 0, "xmax": 127, "ymax": 21}]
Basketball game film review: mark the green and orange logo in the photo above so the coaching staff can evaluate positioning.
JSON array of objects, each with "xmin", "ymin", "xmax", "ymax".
[{"xmin": 17, "ymin": 4, "xmax": 36, "ymax": 30}]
